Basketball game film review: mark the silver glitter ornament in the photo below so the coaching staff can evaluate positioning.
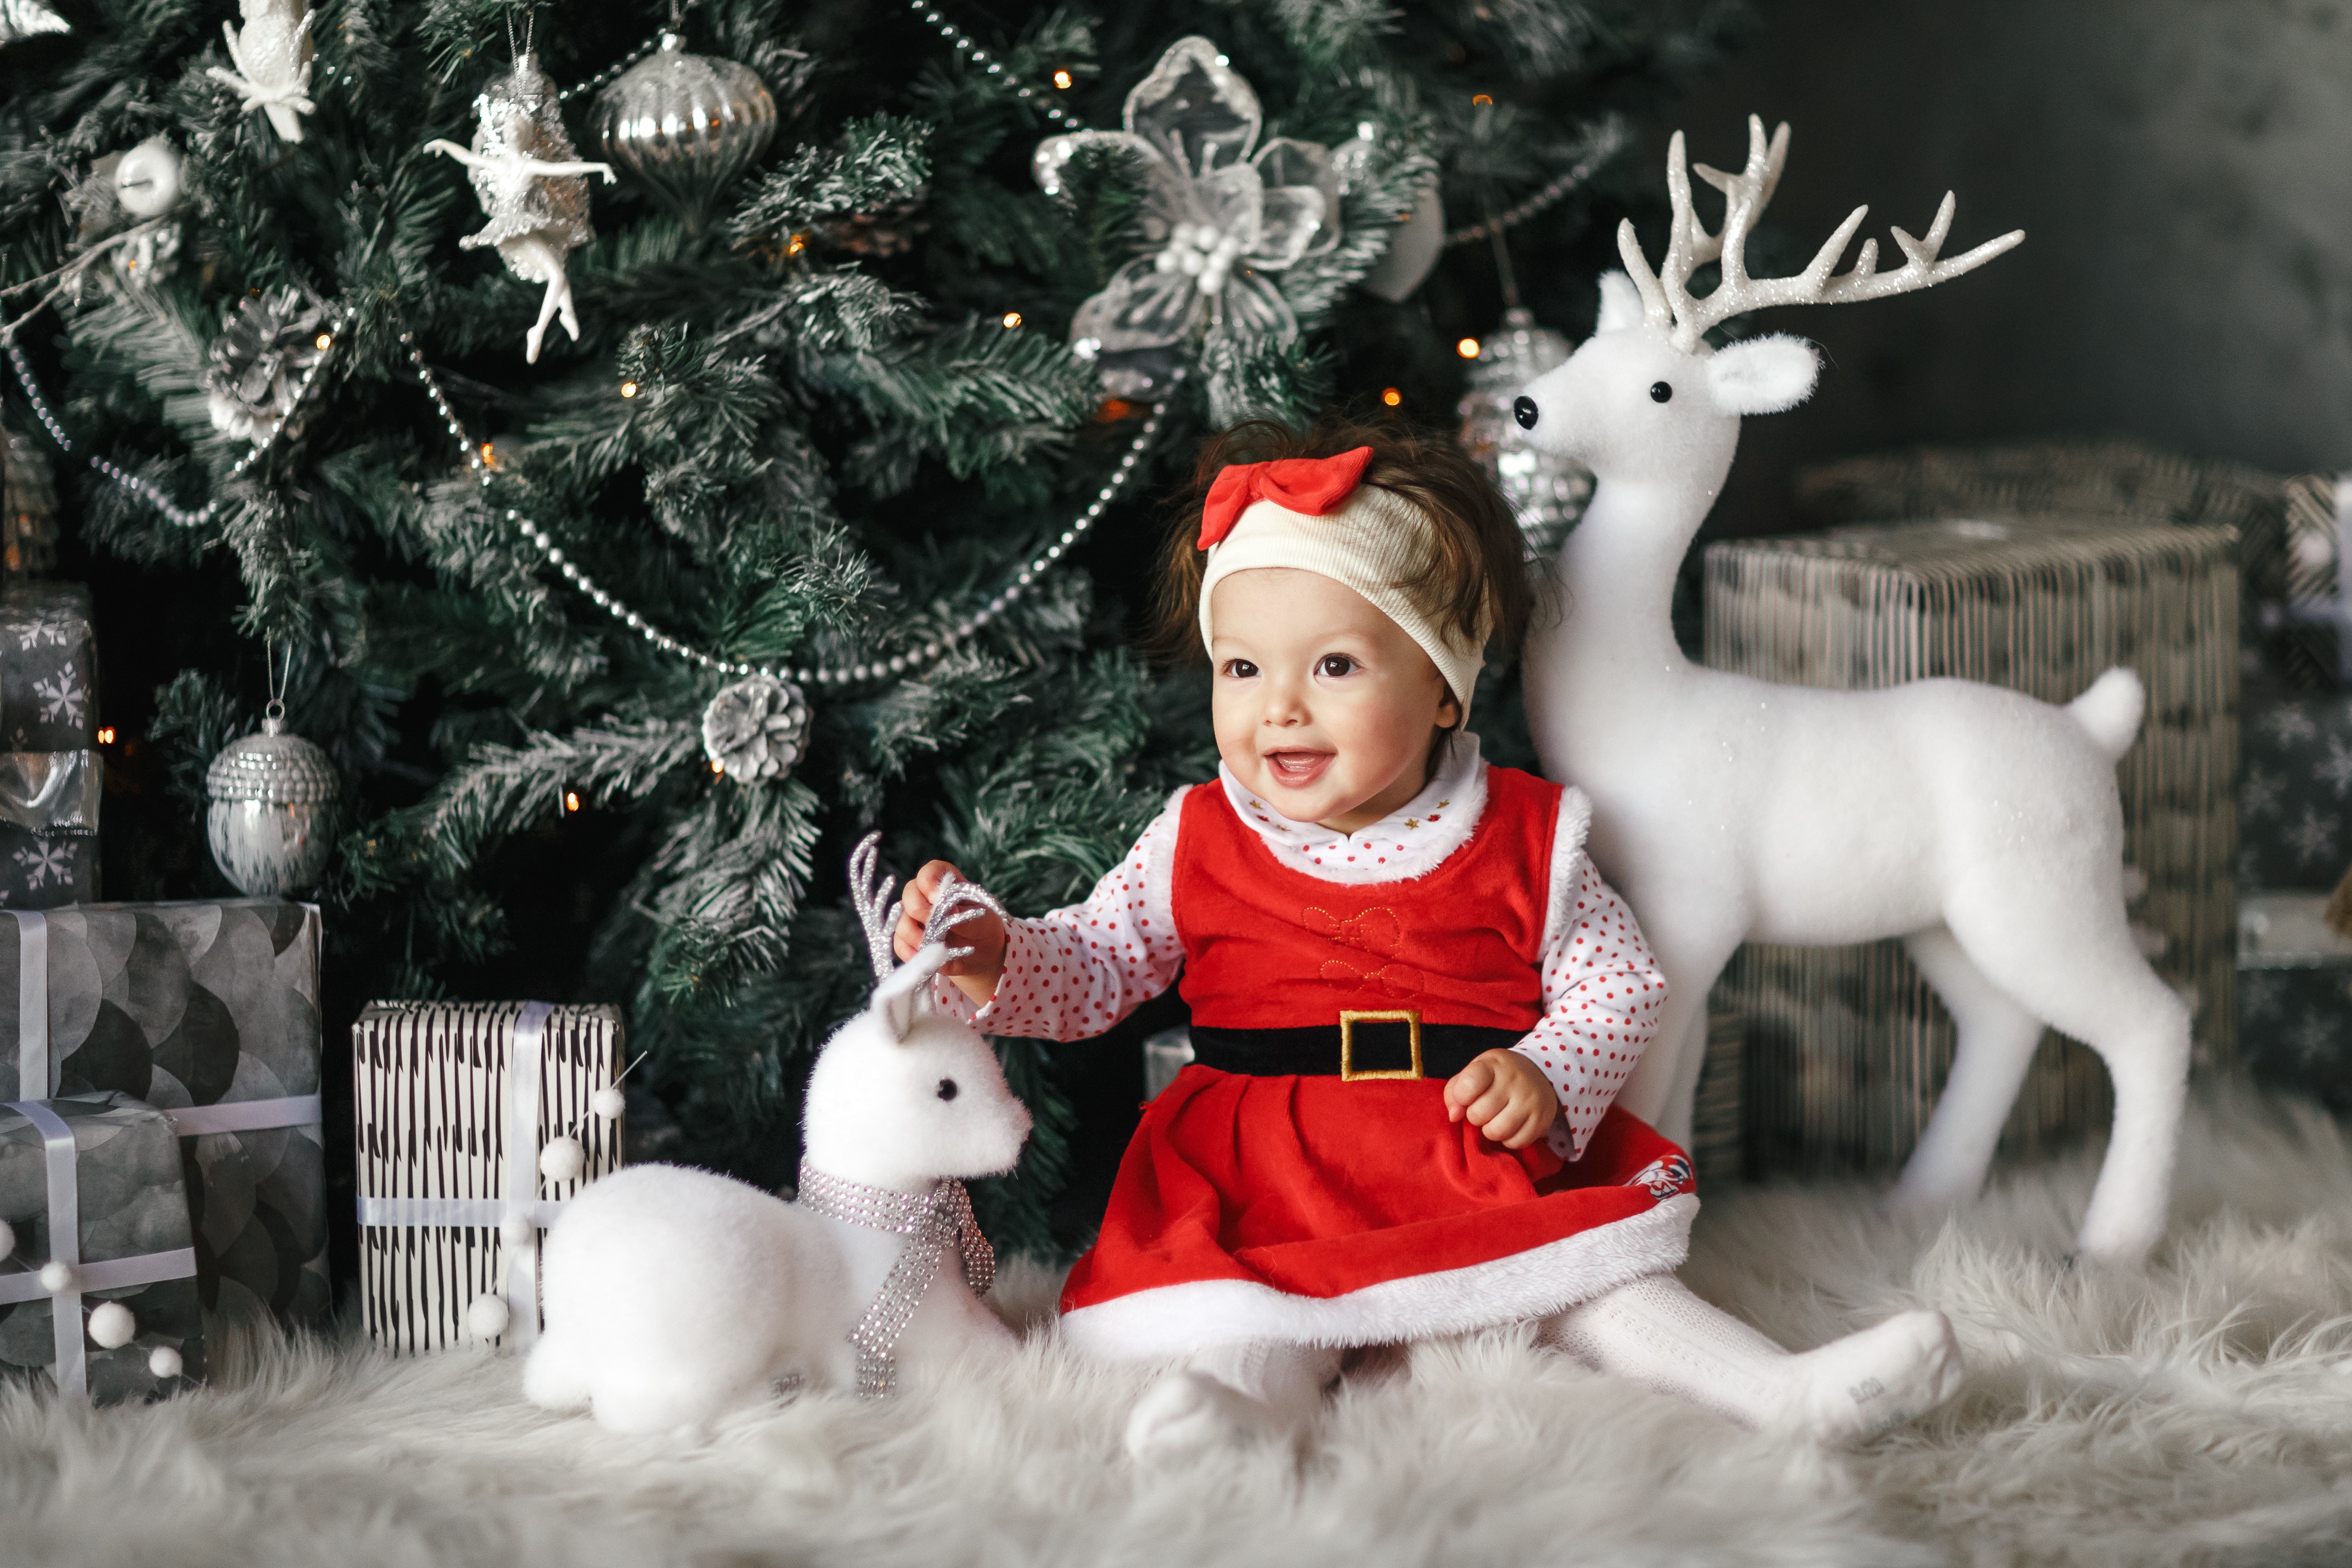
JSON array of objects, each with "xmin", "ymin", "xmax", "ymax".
[
  {"xmin": 591, "ymin": 33, "xmax": 777, "ymax": 231},
  {"xmin": 1458, "ymin": 307, "xmax": 1591, "ymax": 557},
  {"xmin": 701, "ymin": 675, "xmax": 810, "ymax": 782},
  {"xmin": 205, "ymin": 710, "xmax": 339, "ymax": 896}
]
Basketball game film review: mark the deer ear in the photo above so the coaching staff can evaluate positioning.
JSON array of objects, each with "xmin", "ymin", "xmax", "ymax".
[
  {"xmin": 1705, "ymin": 334, "xmax": 1819, "ymax": 415},
  {"xmin": 1595, "ymin": 271, "xmax": 1645, "ymax": 334},
  {"xmin": 873, "ymin": 945, "xmax": 953, "ymax": 1039}
]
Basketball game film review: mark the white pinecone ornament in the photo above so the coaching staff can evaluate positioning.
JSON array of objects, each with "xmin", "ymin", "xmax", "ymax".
[
  {"xmin": 204, "ymin": 286, "xmax": 330, "ymax": 443},
  {"xmin": 701, "ymin": 675, "xmax": 810, "ymax": 782}
]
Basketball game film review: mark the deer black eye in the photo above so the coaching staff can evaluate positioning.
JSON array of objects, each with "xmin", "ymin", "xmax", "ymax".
[
  {"xmin": 1649, "ymin": 381, "xmax": 1673, "ymax": 403},
  {"xmin": 936, "ymin": 1078, "xmax": 959, "ymax": 1101},
  {"xmin": 1512, "ymin": 396, "xmax": 1539, "ymax": 429}
]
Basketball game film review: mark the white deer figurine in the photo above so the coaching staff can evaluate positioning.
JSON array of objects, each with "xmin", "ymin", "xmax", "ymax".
[
  {"xmin": 524, "ymin": 836, "xmax": 1032, "ymax": 1433},
  {"xmin": 1515, "ymin": 116, "xmax": 2190, "ymax": 1262}
]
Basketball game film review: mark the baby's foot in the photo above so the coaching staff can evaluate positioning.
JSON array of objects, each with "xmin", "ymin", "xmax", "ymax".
[
  {"xmin": 1774, "ymin": 1309, "xmax": 1963, "ymax": 1448},
  {"xmin": 1124, "ymin": 1368, "xmax": 1285, "ymax": 1465}
]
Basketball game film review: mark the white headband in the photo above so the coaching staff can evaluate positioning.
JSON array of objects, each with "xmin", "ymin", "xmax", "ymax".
[{"xmin": 1197, "ymin": 484, "xmax": 1488, "ymax": 716}]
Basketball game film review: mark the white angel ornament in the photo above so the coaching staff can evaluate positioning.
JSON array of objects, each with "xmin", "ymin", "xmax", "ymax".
[
  {"xmin": 425, "ymin": 54, "xmax": 615, "ymax": 363},
  {"xmin": 206, "ymin": 0, "xmax": 316, "ymax": 143}
]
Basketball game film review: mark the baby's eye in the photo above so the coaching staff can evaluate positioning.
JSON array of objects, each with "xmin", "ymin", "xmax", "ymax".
[
  {"xmin": 1222, "ymin": 658, "xmax": 1259, "ymax": 679},
  {"xmin": 1317, "ymin": 654, "xmax": 1357, "ymax": 678}
]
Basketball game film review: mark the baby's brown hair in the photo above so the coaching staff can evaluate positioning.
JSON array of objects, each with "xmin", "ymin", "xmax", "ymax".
[{"xmin": 1147, "ymin": 414, "xmax": 1535, "ymax": 677}]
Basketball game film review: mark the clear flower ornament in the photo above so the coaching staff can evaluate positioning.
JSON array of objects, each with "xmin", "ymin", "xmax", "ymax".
[{"xmin": 1033, "ymin": 37, "xmax": 1338, "ymax": 394}]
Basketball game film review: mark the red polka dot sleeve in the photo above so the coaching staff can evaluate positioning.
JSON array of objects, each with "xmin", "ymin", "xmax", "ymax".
[
  {"xmin": 929, "ymin": 792, "xmax": 1187, "ymax": 1039},
  {"xmin": 1516, "ymin": 821, "xmax": 1669, "ymax": 1162}
]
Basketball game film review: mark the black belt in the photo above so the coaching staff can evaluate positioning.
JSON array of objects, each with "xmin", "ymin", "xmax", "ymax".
[{"xmin": 1189, "ymin": 1012, "xmax": 1520, "ymax": 1081}]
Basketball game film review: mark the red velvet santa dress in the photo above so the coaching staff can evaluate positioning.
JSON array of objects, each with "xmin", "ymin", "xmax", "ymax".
[{"xmin": 934, "ymin": 734, "xmax": 1696, "ymax": 1359}]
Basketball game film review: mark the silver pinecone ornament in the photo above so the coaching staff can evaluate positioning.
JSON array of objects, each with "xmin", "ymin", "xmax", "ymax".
[
  {"xmin": 592, "ymin": 33, "xmax": 777, "ymax": 231},
  {"xmin": 204, "ymin": 287, "xmax": 329, "ymax": 444},
  {"xmin": 206, "ymin": 710, "xmax": 339, "ymax": 895},
  {"xmin": 1457, "ymin": 307, "xmax": 1591, "ymax": 558},
  {"xmin": 701, "ymin": 675, "xmax": 809, "ymax": 782}
]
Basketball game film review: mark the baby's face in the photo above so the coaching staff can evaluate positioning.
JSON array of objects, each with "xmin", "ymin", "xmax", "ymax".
[{"xmin": 1209, "ymin": 568, "xmax": 1459, "ymax": 833}]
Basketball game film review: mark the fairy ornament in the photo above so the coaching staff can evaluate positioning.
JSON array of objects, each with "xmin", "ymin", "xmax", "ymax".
[{"xmin": 425, "ymin": 18, "xmax": 615, "ymax": 363}]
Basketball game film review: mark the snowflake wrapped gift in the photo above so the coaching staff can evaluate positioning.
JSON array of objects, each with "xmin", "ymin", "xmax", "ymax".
[
  {"xmin": 1033, "ymin": 36, "xmax": 1339, "ymax": 396},
  {"xmin": 2237, "ymin": 693, "xmax": 2352, "ymax": 890},
  {"xmin": 0, "ymin": 582, "xmax": 99, "ymax": 908}
]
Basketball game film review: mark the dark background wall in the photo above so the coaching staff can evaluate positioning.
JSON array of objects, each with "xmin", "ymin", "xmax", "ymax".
[{"xmin": 1657, "ymin": 0, "xmax": 2352, "ymax": 538}]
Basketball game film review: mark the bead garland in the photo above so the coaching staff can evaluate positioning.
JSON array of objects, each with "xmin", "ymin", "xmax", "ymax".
[
  {"xmin": 4, "ymin": 305, "xmax": 348, "ymax": 529},
  {"xmin": 906, "ymin": 0, "xmax": 1082, "ymax": 129},
  {"xmin": 400, "ymin": 331, "xmax": 1172, "ymax": 688},
  {"xmin": 1442, "ymin": 118, "xmax": 1627, "ymax": 247},
  {"xmin": 553, "ymin": 3, "xmax": 700, "ymax": 106}
]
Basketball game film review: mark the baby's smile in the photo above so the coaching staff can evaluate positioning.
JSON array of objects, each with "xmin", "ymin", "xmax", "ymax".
[{"xmin": 1262, "ymin": 748, "xmax": 1335, "ymax": 787}]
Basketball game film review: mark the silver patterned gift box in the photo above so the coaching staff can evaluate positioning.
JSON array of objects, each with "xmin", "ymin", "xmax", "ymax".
[
  {"xmin": 2237, "ymin": 892, "xmax": 2352, "ymax": 1112},
  {"xmin": 1703, "ymin": 518, "xmax": 2239, "ymax": 1176},
  {"xmin": 0, "ymin": 582, "xmax": 99, "ymax": 908},
  {"xmin": 354, "ymin": 1001, "xmax": 624, "ymax": 1354},
  {"xmin": 0, "ymin": 900, "xmax": 326, "ymax": 1325},
  {"xmin": 0, "ymin": 1091, "xmax": 204, "ymax": 1403}
]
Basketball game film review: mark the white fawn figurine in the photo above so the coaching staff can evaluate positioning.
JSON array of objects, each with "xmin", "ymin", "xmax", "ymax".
[
  {"xmin": 525, "ymin": 836, "xmax": 1032, "ymax": 1433},
  {"xmin": 1515, "ymin": 116, "xmax": 2189, "ymax": 1262}
]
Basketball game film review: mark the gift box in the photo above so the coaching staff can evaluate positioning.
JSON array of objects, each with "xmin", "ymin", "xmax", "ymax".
[
  {"xmin": 2237, "ymin": 891, "xmax": 2352, "ymax": 1113},
  {"xmin": 0, "ymin": 1091, "xmax": 204, "ymax": 1402},
  {"xmin": 2237, "ymin": 694, "xmax": 2352, "ymax": 891},
  {"xmin": 0, "ymin": 582, "xmax": 99, "ymax": 908},
  {"xmin": 353, "ymin": 1001, "xmax": 624, "ymax": 1354},
  {"xmin": 0, "ymin": 900, "xmax": 327, "ymax": 1325},
  {"xmin": 1704, "ymin": 517, "xmax": 2239, "ymax": 1175}
]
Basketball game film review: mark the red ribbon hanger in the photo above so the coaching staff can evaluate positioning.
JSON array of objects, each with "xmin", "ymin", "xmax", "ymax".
[{"xmin": 1198, "ymin": 446, "xmax": 1374, "ymax": 549}]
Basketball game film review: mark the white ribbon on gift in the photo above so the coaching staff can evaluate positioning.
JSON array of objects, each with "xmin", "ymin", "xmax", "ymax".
[
  {"xmin": 10, "ymin": 910, "xmax": 324, "ymax": 1140},
  {"xmin": 352, "ymin": 1001, "xmax": 561, "ymax": 1349},
  {"xmin": 0, "ymin": 1098, "xmax": 199, "ymax": 1400}
]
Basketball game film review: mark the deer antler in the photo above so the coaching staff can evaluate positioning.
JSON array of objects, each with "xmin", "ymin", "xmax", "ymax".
[
  {"xmin": 847, "ymin": 832, "xmax": 899, "ymax": 981},
  {"xmin": 921, "ymin": 871, "xmax": 1007, "ymax": 961},
  {"xmin": 1619, "ymin": 115, "xmax": 2025, "ymax": 353}
]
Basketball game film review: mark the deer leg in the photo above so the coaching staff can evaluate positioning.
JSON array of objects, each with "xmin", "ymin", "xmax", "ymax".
[
  {"xmin": 1890, "ymin": 925, "xmax": 2047, "ymax": 1216},
  {"xmin": 1616, "ymin": 924, "xmax": 1743, "ymax": 1146},
  {"xmin": 1939, "ymin": 906, "xmax": 2190, "ymax": 1262}
]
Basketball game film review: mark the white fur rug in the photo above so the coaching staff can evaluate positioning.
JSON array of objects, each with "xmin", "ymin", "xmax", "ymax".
[{"xmin": 7, "ymin": 1086, "xmax": 2352, "ymax": 1568}]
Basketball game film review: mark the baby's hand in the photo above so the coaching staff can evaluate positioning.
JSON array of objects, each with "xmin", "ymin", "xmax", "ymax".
[
  {"xmin": 894, "ymin": 860, "xmax": 1007, "ymax": 1007},
  {"xmin": 1444, "ymin": 1049, "xmax": 1558, "ymax": 1150}
]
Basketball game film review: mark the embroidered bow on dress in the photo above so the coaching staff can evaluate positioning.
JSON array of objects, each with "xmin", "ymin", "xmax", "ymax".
[{"xmin": 1198, "ymin": 445, "xmax": 1373, "ymax": 548}]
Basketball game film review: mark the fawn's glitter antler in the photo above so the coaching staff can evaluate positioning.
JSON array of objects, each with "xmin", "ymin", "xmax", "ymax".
[
  {"xmin": 1619, "ymin": 115, "xmax": 2025, "ymax": 352},
  {"xmin": 847, "ymin": 832, "xmax": 899, "ymax": 982}
]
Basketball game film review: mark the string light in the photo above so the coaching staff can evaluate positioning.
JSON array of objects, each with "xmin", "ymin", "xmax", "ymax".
[
  {"xmin": 314, "ymin": 333, "xmax": 333, "ymax": 351},
  {"xmin": 1052, "ymin": 68, "xmax": 1073, "ymax": 89},
  {"xmin": 786, "ymin": 233, "xmax": 807, "ymax": 255},
  {"xmin": 1472, "ymin": 93, "xmax": 1493, "ymax": 106},
  {"xmin": 1456, "ymin": 337, "xmax": 1480, "ymax": 359},
  {"xmin": 1381, "ymin": 387, "xmax": 1402, "ymax": 407},
  {"xmin": 1000, "ymin": 311, "xmax": 1022, "ymax": 328},
  {"xmin": 619, "ymin": 381, "xmax": 639, "ymax": 399},
  {"xmin": 563, "ymin": 790, "xmax": 581, "ymax": 813},
  {"xmin": 710, "ymin": 758, "xmax": 725, "ymax": 774},
  {"xmin": 96, "ymin": 727, "xmax": 116, "ymax": 745}
]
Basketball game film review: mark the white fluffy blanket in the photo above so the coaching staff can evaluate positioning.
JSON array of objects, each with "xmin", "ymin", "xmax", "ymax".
[{"xmin": 6, "ymin": 1086, "xmax": 2352, "ymax": 1567}]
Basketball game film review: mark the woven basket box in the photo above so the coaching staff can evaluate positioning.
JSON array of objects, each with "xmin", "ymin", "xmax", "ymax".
[
  {"xmin": 353, "ymin": 1001, "xmax": 624, "ymax": 1354},
  {"xmin": 1703, "ymin": 517, "xmax": 2239, "ymax": 1175}
]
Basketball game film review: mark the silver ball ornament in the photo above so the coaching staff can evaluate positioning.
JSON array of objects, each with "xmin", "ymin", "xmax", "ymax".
[
  {"xmin": 538, "ymin": 1135, "xmax": 586, "ymax": 1184},
  {"xmin": 592, "ymin": 33, "xmax": 776, "ymax": 231},
  {"xmin": 1456, "ymin": 307, "xmax": 1591, "ymax": 558},
  {"xmin": 87, "ymin": 1300, "xmax": 136, "ymax": 1349},
  {"xmin": 148, "ymin": 1345, "xmax": 183, "ymax": 1380},
  {"xmin": 466, "ymin": 1294, "xmax": 511, "ymax": 1341},
  {"xmin": 205, "ymin": 710, "xmax": 339, "ymax": 896},
  {"xmin": 590, "ymin": 1085, "xmax": 627, "ymax": 1120},
  {"xmin": 113, "ymin": 137, "xmax": 184, "ymax": 219},
  {"xmin": 499, "ymin": 1211, "xmax": 537, "ymax": 1250}
]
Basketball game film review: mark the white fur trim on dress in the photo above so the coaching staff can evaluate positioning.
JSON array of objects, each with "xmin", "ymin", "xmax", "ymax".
[
  {"xmin": 1218, "ymin": 731, "xmax": 1490, "ymax": 886},
  {"xmin": 1057, "ymin": 1193, "xmax": 1696, "ymax": 1359}
]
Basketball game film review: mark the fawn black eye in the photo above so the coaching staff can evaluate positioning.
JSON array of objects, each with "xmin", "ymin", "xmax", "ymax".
[
  {"xmin": 1512, "ymin": 396, "xmax": 1539, "ymax": 429},
  {"xmin": 936, "ymin": 1078, "xmax": 959, "ymax": 1101},
  {"xmin": 1649, "ymin": 381, "xmax": 1673, "ymax": 403}
]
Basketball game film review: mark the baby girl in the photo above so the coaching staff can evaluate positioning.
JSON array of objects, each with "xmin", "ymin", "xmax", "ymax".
[{"xmin": 894, "ymin": 419, "xmax": 1963, "ymax": 1462}]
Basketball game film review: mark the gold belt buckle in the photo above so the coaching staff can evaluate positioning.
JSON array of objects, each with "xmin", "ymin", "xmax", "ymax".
[{"xmin": 1339, "ymin": 1010, "xmax": 1423, "ymax": 1080}]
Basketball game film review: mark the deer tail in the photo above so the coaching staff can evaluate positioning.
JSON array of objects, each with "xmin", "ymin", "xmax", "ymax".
[{"xmin": 2067, "ymin": 668, "xmax": 2144, "ymax": 761}]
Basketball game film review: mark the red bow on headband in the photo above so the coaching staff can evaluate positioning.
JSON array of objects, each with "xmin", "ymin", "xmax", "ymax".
[{"xmin": 1197, "ymin": 447, "xmax": 1374, "ymax": 549}]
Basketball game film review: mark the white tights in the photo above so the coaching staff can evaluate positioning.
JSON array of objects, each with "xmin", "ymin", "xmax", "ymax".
[{"xmin": 1123, "ymin": 1276, "xmax": 1961, "ymax": 1462}]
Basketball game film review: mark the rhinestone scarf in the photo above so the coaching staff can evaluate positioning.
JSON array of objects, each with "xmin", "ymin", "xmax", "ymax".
[{"xmin": 794, "ymin": 1159, "xmax": 996, "ymax": 1398}]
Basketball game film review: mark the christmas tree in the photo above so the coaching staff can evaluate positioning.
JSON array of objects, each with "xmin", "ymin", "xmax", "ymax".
[{"xmin": 0, "ymin": 0, "xmax": 1749, "ymax": 1257}]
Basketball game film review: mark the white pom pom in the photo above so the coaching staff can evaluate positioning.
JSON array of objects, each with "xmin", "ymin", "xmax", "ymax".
[
  {"xmin": 466, "ymin": 1295, "xmax": 511, "ymax": 1341},
  {"xmin": 0, "ymin": 1218, "xmax": 15, "ymax": 1259},
  {"xmin": 38, "ymin": 1260, "xmax": 74, "ymax": 1295},
  {"xmin": 589, "ymin": 1085, "xmax": 626, "ymax": 1121},
  {"xmin": 87, "ymin": 1301, "xmax": 136, "ymax": 1349},
  {"xmin": 538, "ymin": 1136, "xmax": 586, "ymax": 1183},
  {"xmin": 148, "ymin": 1345, "xmax": 183, "ymax": 1380},
  {"xmin": 498, "ymin": 1211, "xmax": 537, "ymax": 1250}
]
